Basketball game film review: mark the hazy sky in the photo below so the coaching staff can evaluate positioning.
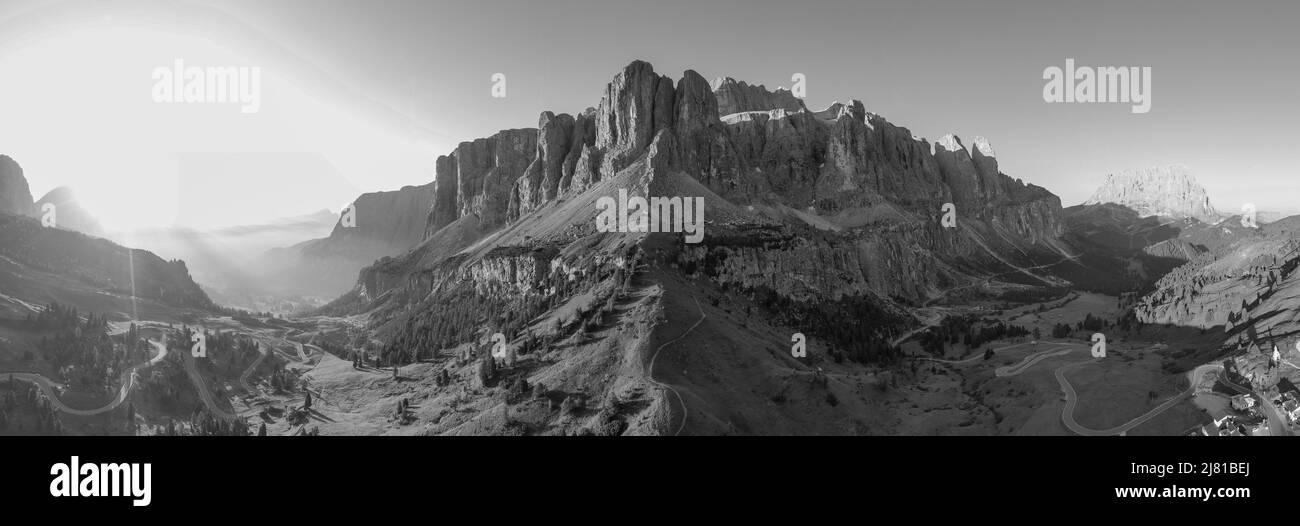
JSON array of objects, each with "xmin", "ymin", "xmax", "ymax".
[{"xmin": 0, "ymin": 0, "xmax": 1296, "ymax": 230}]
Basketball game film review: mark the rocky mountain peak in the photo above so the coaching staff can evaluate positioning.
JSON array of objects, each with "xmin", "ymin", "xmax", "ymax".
[
  {"xmin": 412, "ymin": 60, "xmax": 1063, "ymax": 249},
  {"xmin": 595, "ymin": 60, "xmax": 674, "ymax": 173},
  {"xmin": 972, "ymin": 136, "xmax": 996, "ymax": 158},
  {"xmin": 346, "ymin": 59, "xmax": 1069, "ymax": 339},
  {"xmin": 35, "ymin": 186, "xmax": 104, "ymax": 237},
  {"xmin": 0, "ymin": 154, "xmax": 34, "ymax": 217},
  {"xmin": 1083, "ymin": 165, "xmax": 1221, "ymax": 223},
  {"xmin": 935, "ymin": 134, "xmax": 966, "ymax": 154},
  {"xmin": 712, "ymin": 76, "xmax": 807, "ymax": 116}
]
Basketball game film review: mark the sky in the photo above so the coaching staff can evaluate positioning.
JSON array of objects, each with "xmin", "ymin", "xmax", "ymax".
[{"xmin": 0, "ymin": 0, "xmax": 1296, "ymax": 231}]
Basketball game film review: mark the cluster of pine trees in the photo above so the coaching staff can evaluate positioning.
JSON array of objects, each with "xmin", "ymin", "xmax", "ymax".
[
  {"xmin": 137, "ymin": 345, "xmax": 191, "ymax": 412},
  {"xmin": 21, "ymin": 301, "xmax": 99, "ymax": 331},
  {"xmin": 918, "ymin": 315, "xmax": 1031, "ymax": 356},
  {"xmin": 0, "ymin": 378, "xmax": 64, "ymax": 435},
  {"xmin": 748, "ymin": 285, "xmax": 908, "ymax": 365},
  {"xmin": 24, "ymin": 303, "xmax": 121, "ymax": 391},
  {"xmin": 1051, "ymin": 312, "xmax": 1108, "ymax": 338},
  {"xmin": 201, "ymin": 330, "xmax": 262, "ymax": 378},
  {"xmin": 267, "ymin": 364, "xmax": 297, "ymax": 393},
  {"xmin": 151, "ymin": 408, "xmax": 250, "ymax": 436},
  {"xmin": 188, "ymin": 407, "xmax": 250, "ymax": 436}
]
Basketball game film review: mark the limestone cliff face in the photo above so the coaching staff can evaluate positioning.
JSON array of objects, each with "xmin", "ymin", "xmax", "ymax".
[
  {"xmin": 596, "ymin": 61, "xmax": 676, "ymax": 176},
  {"xmin": 511, "ymin": 112, "xmax": 575, "ymax": 220},
  {"xmin": 426, "ymin": 129, "xmax": 537, "ymax": 236},
  {"xmin": 320, "ymin": 183, "xmax": 435, "ymax": 256},
  {"xmin": 360, "ymin": 251, "xmax": 546, "ymax": 304},
  {"xmin": 0, "ymin": 155, "xmax": 34, "ymax": 217},
  {"xmin": 355, "ymin": 60, "xmax": 1067, "ymax": 312},
  {"xmin": 714, "ymin": 77, "xmax": 807, "ymax": 116},
  {"xmin": 1084, "ymin": 165, "xmax": 1221, "ymax": 224},
  {"xmin": 420, "ymin": 60, "xmax": 1063, "ymax": 249},
  {"xmin": 678, "ymin": 227, "xmax": 957, "ymax": 304},
  {"xmin": 354, "ymin": 242, "xmax": 624, "ymax": 313}
]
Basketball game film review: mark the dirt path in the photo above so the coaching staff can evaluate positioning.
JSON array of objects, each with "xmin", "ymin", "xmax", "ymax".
[{"xmin": 647, "ymin": 293, "xmax": 705, "ymax": 437}]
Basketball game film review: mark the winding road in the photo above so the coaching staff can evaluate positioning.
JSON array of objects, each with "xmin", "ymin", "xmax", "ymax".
[
  {"xmin": 915, "ymin": 341, "xmax": 1039, "ymax": 366},
  {"xmin": 6, "ymin": 334, "xmax": 247, "ymax": 421},
  {"xmin": 922, "ymin": 341, "xmax": 1222, "ymax": 436},
  {"xmin": 1055, "ymin": 358, "xmax": 1218, "ymax": 436},
  {"xmin": 994, "ymin": 345, "xmax": 1074, "ymax": 376},
  {"xmin": 989, "ymin": 343, "xmax": 1220, "ymax": 435},
  {"xmin": 238, "ymin": 343, "xmax": 269, "ymax": 393},
  {"xmin": 4, "ymin": 339, "xmax": 168, "ymax": 416},
  {"xmin": 179, "ymin": 343, "xmax": 238, "ymax": 419}
]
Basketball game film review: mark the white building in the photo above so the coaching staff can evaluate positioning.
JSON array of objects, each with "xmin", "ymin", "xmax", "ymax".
[{"xmin": 1231, "ymin": 394, "xmax": 1257, "ymax": 411}]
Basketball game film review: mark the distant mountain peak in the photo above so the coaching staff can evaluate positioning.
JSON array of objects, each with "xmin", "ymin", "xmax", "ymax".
[
  {"xmin": 0, "ymin": 154, "xmax": 35, "ymax": 217},
  {"xmin": 712, "ymin": 75, "xmax": 806, "ymax": 116},
  {"xmin": 972, "ymin": 136, "xmax": 996, "ymax": 158},
  {"xmin": 1083, "ymin": 164, "xmax": 1221, "ymax": 223},
  {"xmin": 36, "ymin": 186, "xmax": 105, "ymax": 237},
  {"xmin": 935, "ymin": 134, "xmax": 966, "ymax": 154}
]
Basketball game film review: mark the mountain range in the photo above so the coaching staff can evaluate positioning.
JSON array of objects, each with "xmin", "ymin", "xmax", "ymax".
[
  {"xmin": 1083, "ymin": 165, "xmax": 1222, "ymax": 224},
  {"xmin": 2, "ymin": 60, "xmax": 1297, "ymax": 436}
]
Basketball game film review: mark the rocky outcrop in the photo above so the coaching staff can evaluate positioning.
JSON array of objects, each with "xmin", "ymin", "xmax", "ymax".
[
  {"xmin": 426, "ymin": 129, "xmax": 537, "ymax": 236},
  {"xmin": 1135, "ymin": 232, "xmax": 1300, "ymax": 335},
  {"xmin": 419, "ymin": 60, "xmax": 1063, "ymax": 250},
  {"xmin": 1142, "ymin": 238, "xmax": 1207, "ymax": 261},
  {"xmin": 596, "ymin": 61, "xmax": 676, "ymax": 177},
  {"xmin": 512, "ymin": 111, "xmax": 575, "ymax": 219},
  {"xmin": 0, "ymin": 155, "xmax": 34, "ymax": 217},
  {"xmin": 678, "ymin": 227, "xmax": 953, "ymax": 304},
  {"xmin": 714, "ymin": 77, "xmax": 806, "ymax": 116},
  {"xmin": 427, "ymin": 155, "xmax": 460, "ymax": 237},
  {"xmin": 507, "ymin": 109, "xmax": 606, "ymax": 221},
  {"xmin": 361, "ymin": 60, "xmax": 1068, "ymax": 313},
  {"xmin": 560, "ymin": 109, "xmax": 598, "ymax": 194},
  {"xmin": 1084, "ymin": 165, "xmax": 1221, "ymax": 223}
]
